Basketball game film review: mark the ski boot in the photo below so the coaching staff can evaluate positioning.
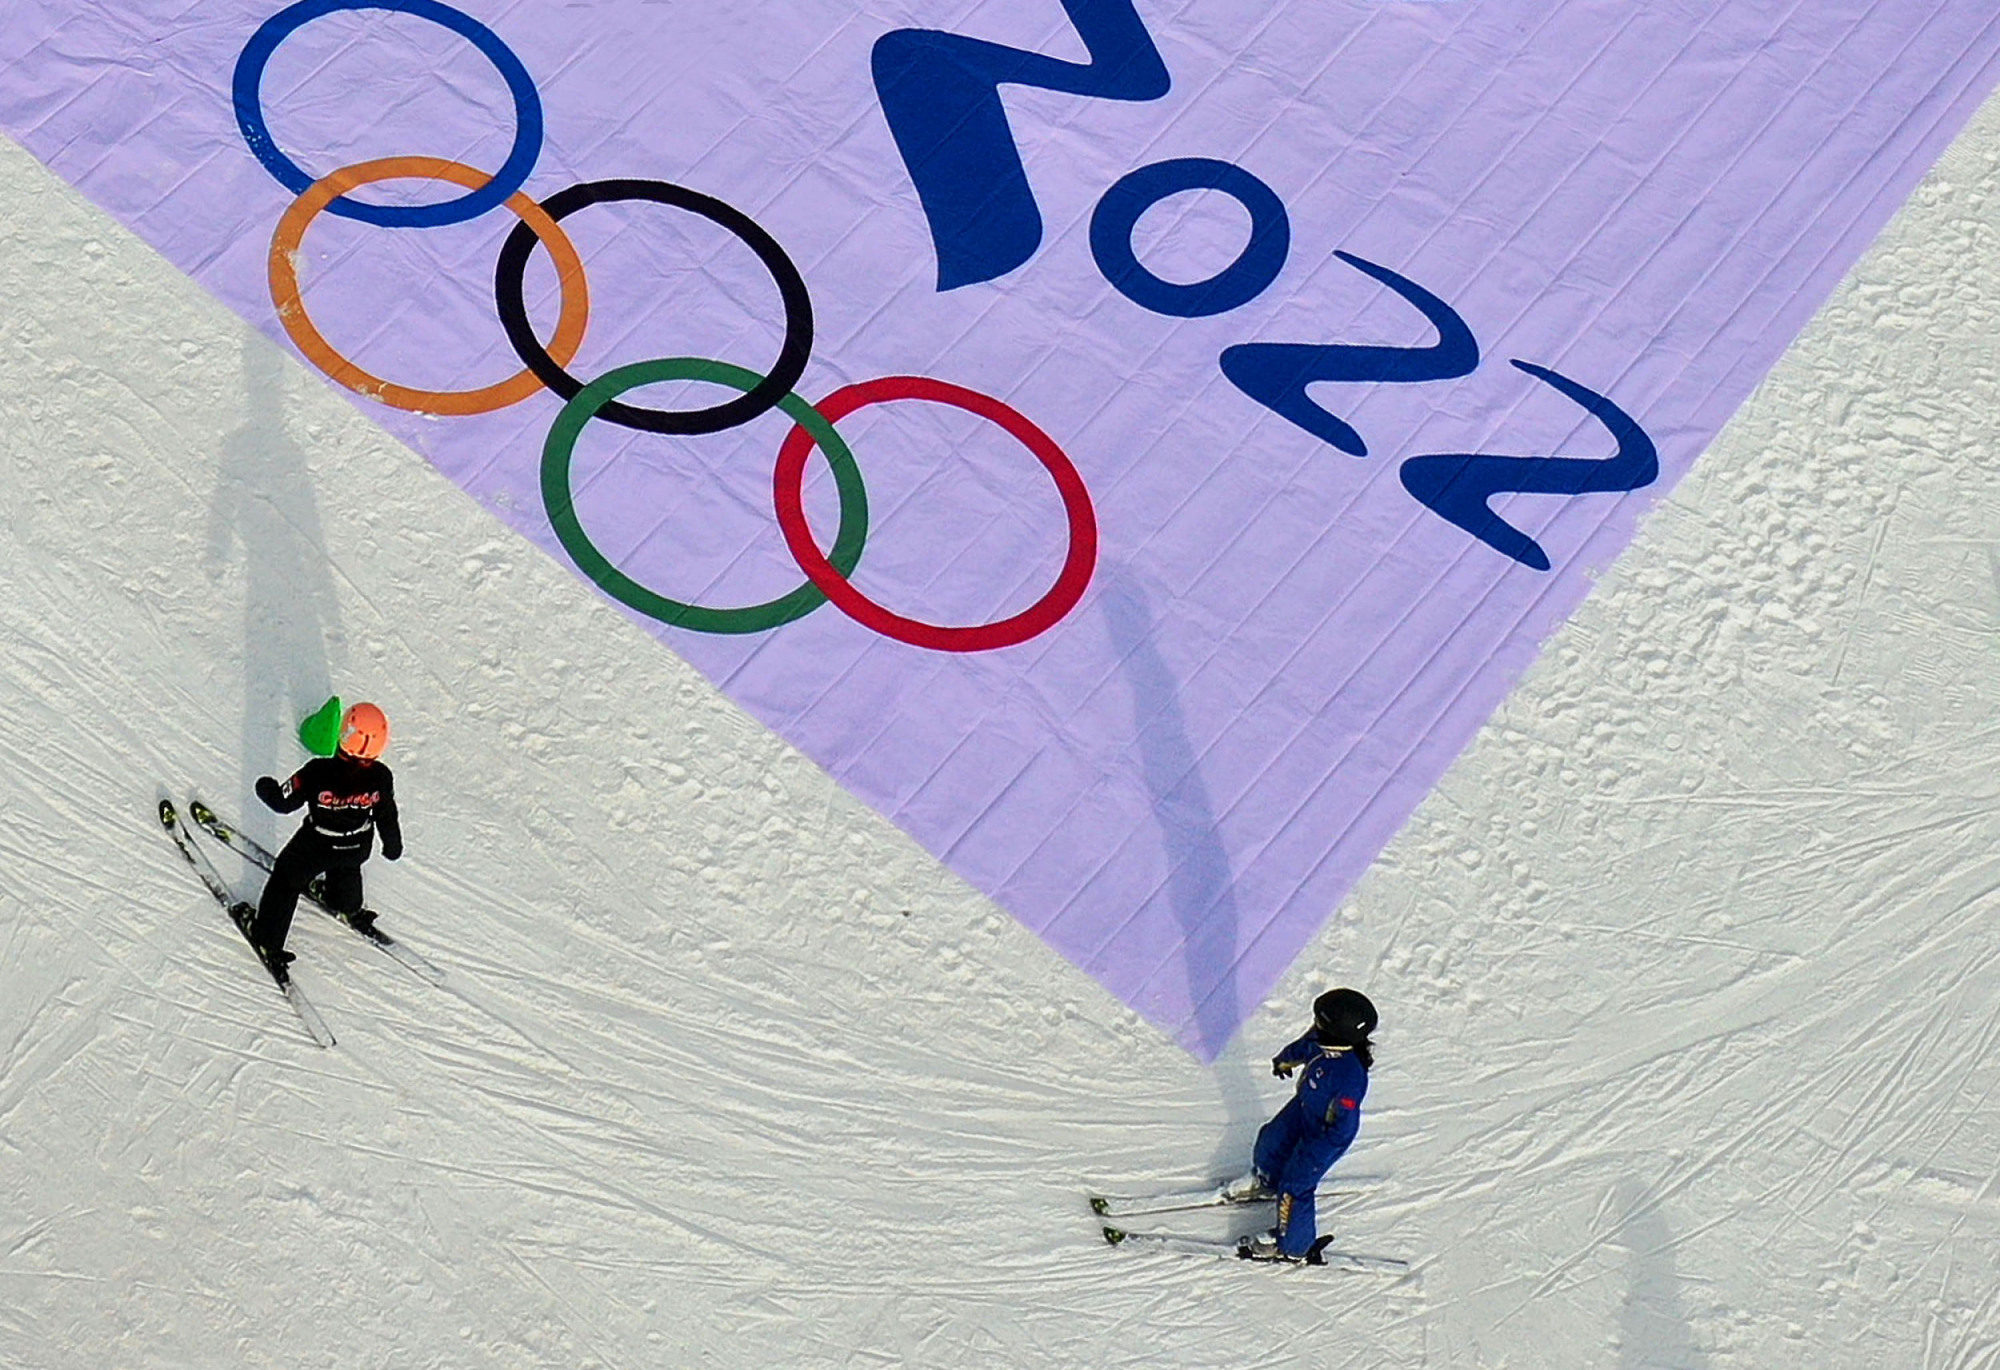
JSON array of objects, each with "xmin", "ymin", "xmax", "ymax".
[
  {"xmin": 1237, "ymin": 1231, "xmax": 1335, "ymax": 1265},
  {"xmin": 307, "ymin": 875, "xmax": 373, "ymax": 932},
  {"xmin": 230, "ymin": 904, "xmax": 296, "ymax": 977},
  {"xmin": 1221, "ymin": 1171, "xmax": 1272, "ymax": 1203},
  {"xmin": 256, "ymin": 938, "xmax": 297, "ymax": 979}
]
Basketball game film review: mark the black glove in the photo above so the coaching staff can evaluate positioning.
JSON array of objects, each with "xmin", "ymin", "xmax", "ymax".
[
  {"xmin": 381, "ymin": 838, "xmax": 402, "ymax": 862},
  {"xmin": 1271, "ymin": 1058, "xmax": 1296, "ymax": 1079},
  {"xmin": 255, "ymin": 776, "xmax": 284, "ymax": 811}
]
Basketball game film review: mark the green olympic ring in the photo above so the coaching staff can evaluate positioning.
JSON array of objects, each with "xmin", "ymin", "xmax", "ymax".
[{"xmin": 541, "ymin": 357, "xmax": 869, "ymax": 634}]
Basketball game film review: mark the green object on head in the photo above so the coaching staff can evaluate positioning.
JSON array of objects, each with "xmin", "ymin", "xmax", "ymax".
[{"xmin": 298, "ymin": 695, "xmax": 342, "ymax": 757}]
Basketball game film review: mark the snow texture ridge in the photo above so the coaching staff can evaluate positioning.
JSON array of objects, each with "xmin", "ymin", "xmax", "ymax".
[{"xmin": 3, "ymin": 80, "xmax": 2000, "ymax": 1367}]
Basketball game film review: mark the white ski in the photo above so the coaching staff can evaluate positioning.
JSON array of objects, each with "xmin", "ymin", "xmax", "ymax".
[
  {"xmin": 1090, "ymin": 1173, "xmax": 1386, "ymax": 1219},
  {"xmin": 159, "ymin": 797, "xmax": 335, "ymax": 1048},
  {"xmin": 189, "ymin": 798, "xmax": 443, "ymax": 984},
  {"xmin": 1101, "ymin": 1225, "xmax": 1409, "ymax": 1275}
]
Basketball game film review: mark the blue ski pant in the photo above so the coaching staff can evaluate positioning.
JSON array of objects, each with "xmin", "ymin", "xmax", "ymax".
[{"xmin": 1253, "ymin": 1096, "xmax": 1349, "ymax": 1257}]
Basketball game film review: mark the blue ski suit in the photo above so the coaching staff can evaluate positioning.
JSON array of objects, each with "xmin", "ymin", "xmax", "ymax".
[{"xmin": 1254, "ymin": 1032, "xmax": 1368, "ymax": 1257}]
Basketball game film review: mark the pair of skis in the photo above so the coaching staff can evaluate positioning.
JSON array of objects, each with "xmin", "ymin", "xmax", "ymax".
[
  {"xmin": 1089, "ymin": 1176, "xmax": 1409, "ymax": 1274},
  {"xmin": 157, "ymin": 796, "xmax": 441, "ymax": 1047},
  {"xmin": 186, "ymin": 800, "xmax": 442, "ymax": 986}
]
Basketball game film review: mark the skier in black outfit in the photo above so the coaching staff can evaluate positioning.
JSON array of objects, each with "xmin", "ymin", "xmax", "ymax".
[{"xmin": 247, "ymin": 702, "xmax": 401, "ymax": 968}]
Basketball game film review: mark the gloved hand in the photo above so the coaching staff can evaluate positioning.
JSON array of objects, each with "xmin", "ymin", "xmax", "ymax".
[
  {"xmin": 255, "ymin": 776, "xmax": 284, "ymax": 811},
  {"xmin": 1271, "ymin": 1058, "xmax": 1296, "ymax": 1079},
  {"xmin": 381, "ymin": 838, "xmax": 402, "ymax": 862}
]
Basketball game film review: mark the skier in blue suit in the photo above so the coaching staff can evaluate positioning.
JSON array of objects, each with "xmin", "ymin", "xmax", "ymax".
[{"xmin": 1243, "ymin": 988, "xmax": 1376, "ymax": 1263}]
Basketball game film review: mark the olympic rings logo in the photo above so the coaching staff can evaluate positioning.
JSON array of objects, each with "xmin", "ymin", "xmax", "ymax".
[{"xmin": 234, "ymin": 0, "xmax": 1097, "ymax": 652}]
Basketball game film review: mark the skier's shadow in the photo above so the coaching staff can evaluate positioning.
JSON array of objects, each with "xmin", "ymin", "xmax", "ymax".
[
  {"xmin": 1614, "ymin": 1177, "xmax": 1709, "ymax": 1369},
  {"xmin": 205, "ymin": 332, "xmax": 342, "ymax": 849},
  {"xmin": 1100, "ymin": 569, "xmax": 1262, "ymax": 1171}
]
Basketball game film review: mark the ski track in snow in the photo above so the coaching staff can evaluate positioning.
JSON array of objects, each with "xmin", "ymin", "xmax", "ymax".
[{"xmin": 3, "ymin": 88, "xmax": 2000, "ymax": 1367}]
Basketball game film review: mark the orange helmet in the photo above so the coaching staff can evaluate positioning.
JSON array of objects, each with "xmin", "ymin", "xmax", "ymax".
[{"xmin": 338, "ymin": 702, "xmax": 389, "ymax": 761}]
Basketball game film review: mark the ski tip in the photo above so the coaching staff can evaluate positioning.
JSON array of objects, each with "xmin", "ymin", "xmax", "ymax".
[
  {"xmin": 1089, "ymin": 1196, "xmax": 1109, "ymax": 1215},
  {"xmin": 158, "ymin": 797, "xmax": 177, "ymax": 827},
  {"xmin": 190, "ymin": 798, "xmax": 215, "ymax": 823},
  {"xmin": 1102, "ymin": 1226, "xmax": 1126, "ymax": 1247}
]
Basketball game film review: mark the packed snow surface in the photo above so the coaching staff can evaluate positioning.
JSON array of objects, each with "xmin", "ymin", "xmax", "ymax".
[{"xmin": 4, "ymin": 89, "xmax": 2000, "ymax": 1368}]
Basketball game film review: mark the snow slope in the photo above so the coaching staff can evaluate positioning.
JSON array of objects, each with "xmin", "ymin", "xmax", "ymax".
[{"xmin": 3, "ymin": 85, "xmax": 2000, "ymax": 1369}]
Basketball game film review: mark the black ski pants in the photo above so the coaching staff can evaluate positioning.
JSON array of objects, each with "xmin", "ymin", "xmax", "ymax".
[{"xmin": 253, "ymin": 828, "xmax": 366, "ymax": 953}]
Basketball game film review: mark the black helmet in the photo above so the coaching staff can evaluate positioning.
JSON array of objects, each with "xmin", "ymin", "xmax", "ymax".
[{"xmin": 1313, "ymin": 988, "xmax": 1377, "ymax": 1046}]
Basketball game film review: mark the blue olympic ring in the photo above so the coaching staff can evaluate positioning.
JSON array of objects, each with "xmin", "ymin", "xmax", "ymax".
[
  {"xmin": 1088, "ymin": 157, "xmax": 1291, "ymax": 319},
  {"xmin": 233, "ymin": 0, "xmax": 544, "ymax": 229}
]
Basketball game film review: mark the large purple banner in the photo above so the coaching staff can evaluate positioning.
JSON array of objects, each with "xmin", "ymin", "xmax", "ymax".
[{"xmin": 5, "ymin": 1, "xmax": 1994, "ymax": 1053}]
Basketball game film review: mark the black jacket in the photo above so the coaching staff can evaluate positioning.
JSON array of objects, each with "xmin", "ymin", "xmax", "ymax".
[{"xmin": 257, "ymin": 755, "xmax": 401, "ymax": 860}]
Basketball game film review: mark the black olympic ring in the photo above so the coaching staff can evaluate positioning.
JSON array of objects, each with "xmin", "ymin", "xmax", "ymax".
[{"xmin": 494, "ymin": 178, "xmax": 814, "ymax": 436}]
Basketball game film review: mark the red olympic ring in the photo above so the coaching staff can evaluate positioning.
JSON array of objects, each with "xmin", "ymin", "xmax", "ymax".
[{"xmin": 773, "ymin": 376, "xmax": 1098, "ymax": 652}]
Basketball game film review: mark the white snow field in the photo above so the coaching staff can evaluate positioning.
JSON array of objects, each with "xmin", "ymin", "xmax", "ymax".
[{"xmin": 4, "ymin": 80, "xmax": 2000, "ymax": 1369}]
